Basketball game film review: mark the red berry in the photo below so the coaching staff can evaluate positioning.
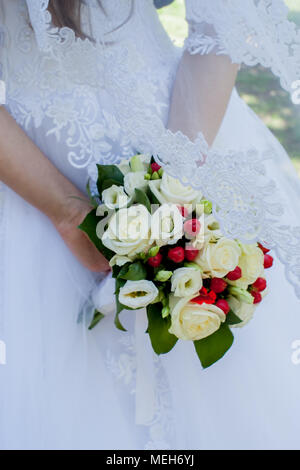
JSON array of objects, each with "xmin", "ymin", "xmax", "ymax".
[
  {"xmin": 177, "ymin": 205, "xmax": 189, "ymax": 218},
  {"xmin": 264, "ymin": 254, "xmax": 274, "ymax": 269},
  {"xmin": 191, "ymin": 287, "xmax": 216, "ymax": 305},
  {"xmin": 184, "ymin": 219, "xmax": 201, "ymax": 237},
  {"xmin": 147, "ymin": 252, "xmax": 163, "ymax": 268},
  {"xmin": 258, "ymin": 243, "xmax": 270, "ymax": 254},
  {"xmin": 251, "ymin": 291, "xmax": 262, "ymax": 304},
  {"xmin": 226, "ymin": 266, "xmax": 242, "ymax": 281},
  {"xmin": 211, "ymin": 278, "xmax": 227, "ymax": 294},
  {"xmin": 151, "ymin": 162, "xmax": 161, "ymax": 173},
  {"xmin": 168, "ymin": 246, "xmax": 185, "ymax": 263},
  {"xmin": 216, "ymin": 299, "xmax": 230, "ymax": 315},
  {"xmin": 184, "ymin": 247, "xmax": 199, "ymax": 261},
  {"xmin": 252, "ymin": 277, "xmax": 267, "ymax": 292}
]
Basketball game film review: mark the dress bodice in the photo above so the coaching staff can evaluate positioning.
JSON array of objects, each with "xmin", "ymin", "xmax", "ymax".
[{"xmin": 0, "ymin": 0, "xmax": 180, "ymax": 192}]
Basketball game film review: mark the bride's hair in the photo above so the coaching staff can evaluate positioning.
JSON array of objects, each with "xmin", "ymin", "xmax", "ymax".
[{"xmin": 48, "ymin": 0, "xmax": 133, "ymax": 38}]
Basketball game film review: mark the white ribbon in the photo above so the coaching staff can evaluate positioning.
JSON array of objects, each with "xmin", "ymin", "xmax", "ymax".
[{"xmin": 92, "ymin": 272, "xmax": 157, "ymax": 426}]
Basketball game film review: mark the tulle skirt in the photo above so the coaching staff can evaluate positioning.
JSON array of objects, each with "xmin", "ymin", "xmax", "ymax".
[{"xmin": 1, "ymin": 90, "xmax": 300, "ymax": 450}]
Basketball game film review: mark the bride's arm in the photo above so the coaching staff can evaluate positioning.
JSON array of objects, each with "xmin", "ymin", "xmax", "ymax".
[
  {"xmin": 0, "ymin": 107, "xmax": 110, "ymax": 272},
  {"xmin": 167, "ymin": 51, "xmax": 239, "ymax": 145}
]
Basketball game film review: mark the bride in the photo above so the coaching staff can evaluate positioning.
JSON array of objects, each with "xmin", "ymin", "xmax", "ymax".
[{"xmin": 0, "ymin": 0, "xmax": 300, "ymax": 450}]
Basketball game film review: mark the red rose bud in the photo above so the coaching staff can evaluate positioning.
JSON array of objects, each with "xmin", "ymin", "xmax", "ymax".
[
  {"xmin": 251, "ymin": 291, "xmax": 262, "ymax": 304},
  {"xmin": 216, "ymin": 299, "xmax": 230, "ymax": 315},
  {"xmin": 211, "ymin": 278, "xmax": 227, "ymax": 294},
  {"xmin": 226, "ymin": 266, "xmax": 242, "ymax": 281},
  {"xmin": 258, "ymin": 243, "xmax": 270, "ymax": 254},
  {"xmin": 177, "ymin": 205, "xmax": 189, "ymax": 218},
  {"xmin": 252, "ymin": 277, "xmax": 267, "ymax": 292},
  {"xmin": 168, "ymin": 246, "xmax": 185, "ymax": 263},
  {"xmin": 151, "ymin": 162, "xmax": 161, "ymax": 173},
  {"xmin": 191, "ymin": 287, "xmax": 216, "ymax": 305},
  {"xmin": 184, "ymin": 247, "xmax": 199, "ymax": 262},
  {"xmin": 147, "ymin": 252, "xmax": 163, "ymax": 268},
  {"xmin": 264, "ymin": 254, "xmax": 274, "ymax": 269},
  {"xmin": 184, "ymin": 218, "xmax": 201, "ymax": 237}
]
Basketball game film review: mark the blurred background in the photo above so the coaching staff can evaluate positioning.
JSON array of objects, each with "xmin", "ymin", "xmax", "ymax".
[{"xmin": 158, "ymin": 0, "xmax": 300, "ymax": 175}]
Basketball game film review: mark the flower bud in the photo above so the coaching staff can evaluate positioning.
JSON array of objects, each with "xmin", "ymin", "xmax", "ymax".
[
  {"xmin": 155, "ymin": 270, "xmax": 173, "ymax": 282},
  {"xmin": 130, "ymin": 154, "xmax": 144, "ymax": 172},
  {"xmin": 148, "ymin": 246, "xmax": 160, "ymax": 257},
  {"xmin": 202, "ymin": 199, "xmax": 213, "ymax": 214},
  {"xmin": 184, "ymin": 262, "xmax": 202, "ymax": 272},
  {"xmin": 162, "ymin": 306, "xmax": 170, "ymax": 318},
  {"xmin": 228, "ymin": 286, "xmax": 254, "ymax": 304}
]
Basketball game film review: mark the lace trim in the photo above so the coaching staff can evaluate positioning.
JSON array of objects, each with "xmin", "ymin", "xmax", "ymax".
[
  {"xmin": 184, "ymin": 0, "xmax": 300, "ymax": 94},
  {"xmin": 106, "ymin": 334, "xmax": 175, "ymax": 450}
]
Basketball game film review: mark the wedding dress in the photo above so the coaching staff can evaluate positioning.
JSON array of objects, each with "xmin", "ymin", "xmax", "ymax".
[{"xmin": 0, "ymin": 0, "xmax": 300, "ymax": 450}]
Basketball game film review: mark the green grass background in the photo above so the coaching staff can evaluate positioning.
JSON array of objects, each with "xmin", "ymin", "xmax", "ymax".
[{"xmin": 158, "ymin": 0, "xmax": 300, "ymax": 174}]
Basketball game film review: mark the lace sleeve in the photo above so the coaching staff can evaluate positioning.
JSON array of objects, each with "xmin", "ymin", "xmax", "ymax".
[{"xmin": 184, "ymin": 0, "xmax": 300, "ymax": 98}]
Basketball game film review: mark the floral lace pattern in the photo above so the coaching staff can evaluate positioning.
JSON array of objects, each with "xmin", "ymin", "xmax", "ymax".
[{"xmin": 184, "ymin": 0, "xmax": 300, "ymax": 94}]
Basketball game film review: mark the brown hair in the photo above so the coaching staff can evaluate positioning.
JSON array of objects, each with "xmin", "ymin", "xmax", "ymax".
[{"xmin": 48, "ymin": 0, "xmax": 133, "ymax": 38}]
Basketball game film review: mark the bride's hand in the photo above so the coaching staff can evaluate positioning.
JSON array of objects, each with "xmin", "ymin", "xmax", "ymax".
[{"xmin": 53, "ymin": 198, "xmax": 111, "ymax": 273}]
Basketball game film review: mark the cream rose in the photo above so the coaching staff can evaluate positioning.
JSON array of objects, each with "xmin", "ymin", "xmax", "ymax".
[
  {"xmin": 102, "ymin": 204, "xmax": 151, "ymax": 256},
  {"xmin": 169, "ymin": 295, "xmax": 226, "ymax": 341},
  {"xmin": 124, "ymin": 171, "xmax": 148, "ymax": 196},
  {"xmin": 149, "ymin": 173, "xmax": 202, "ymax": 207},
  {"xmin": 196, "ymin": 237, "xmax": 241, "ymax": 278},
  {"xmin": 171, "ymin": 268, "xmax": 203, "ymax": 297},
  {"xmin": 102, "ymin": 184, "xmax": 130, "ymax": 210},
  {"xmin": 119, "ymin": 280, "xmax": 158, "ymax": 309},
  {"xmin": 227, "ymin": 296, "xmax": 256, "ymax": 328},
  {"xmin": 151, "ymin": 203, "xmax": 183, "ymax": 247},
  {"xmin": 228, "ymin": 243, "xmax": 264, "ymax": 289}
]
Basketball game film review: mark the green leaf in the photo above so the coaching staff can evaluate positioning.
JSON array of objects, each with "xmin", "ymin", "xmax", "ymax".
[
  {"xmin": 78, "ymin": 208, "xmax": 114, "ymax": 260},
  {"xmin": 194, "ymin": 324, "xmax": 234, "ymax": 369},
  {"xmin": 88, "ymin": 310, "xmax": 105, "ymax": 330},
  {"xmin": 118, "ymin": 261, "xmax": 147, "ymax": 281},
  {"xmin": 135, "ymin": 188, "xmax": 151, "ymax": 213},
  {"xmin": 225, "ymin": 309, "xmax": 243, "ymax": 326},
  {"xmin": 146, "ymin": 303, "xmax": 178, "ymax": 355},
  {"xmin": 97, "ymin": 164, "xmax": 124, "ymax": 196}
]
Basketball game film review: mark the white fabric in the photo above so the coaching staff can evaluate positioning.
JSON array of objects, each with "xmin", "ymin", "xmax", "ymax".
[{"xmin": 0, "ymin": 0, "xmax": 300, "ymax": 450}]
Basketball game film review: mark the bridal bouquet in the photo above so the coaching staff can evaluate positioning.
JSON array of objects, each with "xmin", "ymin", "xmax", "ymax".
[{"xmin": 80, "ymin": 154, "xmax": 273, "ymax": 368}]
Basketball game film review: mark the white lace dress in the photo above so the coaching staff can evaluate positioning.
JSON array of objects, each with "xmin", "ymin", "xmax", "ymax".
[{"xmin": 0, "ymin": 0, "xmax": 300, "ymax": 450}]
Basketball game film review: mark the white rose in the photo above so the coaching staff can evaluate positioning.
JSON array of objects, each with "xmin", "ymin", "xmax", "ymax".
[
  {"xmin": 228, "ymin": 243, "xmax": 264, "ymax": 289},
  {"xmin": 149, "ymin": 173, "xmax": 202, "ymax": 207},
  {"xmin": 227, "ymin": 296, "xmax": 256, "ymax": 328},
  {"xmin": 196, "ymin": 238, "xmax": 241, "ymax": 278},
  {"xmin": 102, "ymin": 184, "xmax": 130, "ymax": 210},
  {"xmin": 109, "ymin": 255, "xmax": 133, "ymax": 267},
  {"xmin": 119, "ymin": 280, "xmax": 158, "ymax": 309},
  {"xmin": 102, "ymin": 204, "xmax": 151, "ymax": 256},
  {"xmin": 151, "ymin": 203, "xmax": 183, "ymax": 247},
  {"xmin": 124, "ymin": 171, "xmax": 148, "ymax": 196},
  {"xmin": 169, "ymin": 294, "xmax": 226, "ymax": 341},
  {"xmin": 171, "ymin": 268, "xmax": 203, "ymax": 297}
]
